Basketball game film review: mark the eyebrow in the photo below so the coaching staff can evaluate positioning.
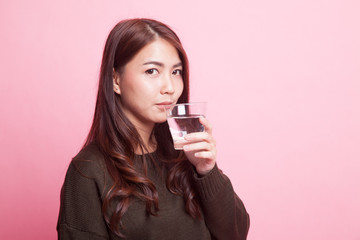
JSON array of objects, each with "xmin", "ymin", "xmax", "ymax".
[{"xmin": 143, "ymin": 61, "xmax": 182, "ymax": 68}]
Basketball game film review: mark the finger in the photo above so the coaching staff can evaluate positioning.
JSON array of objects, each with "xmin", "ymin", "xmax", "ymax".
[
  {"xmin": 183, "ymin": 141, "xmax": 211, "ymax": 152},
  {"xmin": 199, "ymin": 116, "xmax": 212, "ymax": 135},
  {"xmin": 185, "ymin": 132, "xmax": 213, "ymax": 143},
  {"xmin": 194, "ymin": 151, "xmax": 216, "ymax": 159}
]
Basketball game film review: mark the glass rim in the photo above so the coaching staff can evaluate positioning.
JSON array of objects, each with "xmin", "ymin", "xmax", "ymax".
[{"xmin": 165, "ymin": 102, "xmax": 207, "ymax": 107}]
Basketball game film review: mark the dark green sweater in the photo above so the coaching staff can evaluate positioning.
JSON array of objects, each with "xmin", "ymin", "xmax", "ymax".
[{"xmin": 57, "ymin": 143, "xmax": 249, "ymax": 239}]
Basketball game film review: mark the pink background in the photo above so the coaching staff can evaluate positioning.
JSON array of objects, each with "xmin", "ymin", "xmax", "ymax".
[{"xmin": 1, "ymin": 0, "xmax": 359, "ymax": 239}]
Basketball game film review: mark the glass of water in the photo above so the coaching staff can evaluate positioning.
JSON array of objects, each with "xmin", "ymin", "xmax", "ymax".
[{"xmin": 165, "ymin": 102, "xmax": 206, "ymax": 150}]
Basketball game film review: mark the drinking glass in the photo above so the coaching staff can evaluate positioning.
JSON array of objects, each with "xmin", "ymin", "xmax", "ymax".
[{"xmin": 165, "ymin": 102, "xmax": 206, "ymax": 150}]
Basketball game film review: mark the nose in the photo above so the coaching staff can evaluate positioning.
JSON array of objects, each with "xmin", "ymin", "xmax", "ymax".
[{"xmin": 160, "ymin": 74, "xmax": 175, "ymax": 95}]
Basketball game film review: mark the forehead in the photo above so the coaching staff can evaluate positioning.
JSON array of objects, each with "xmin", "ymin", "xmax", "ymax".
[{"xmin": 131, "ymin": 38, "xmax": 181, "ymax": 65}]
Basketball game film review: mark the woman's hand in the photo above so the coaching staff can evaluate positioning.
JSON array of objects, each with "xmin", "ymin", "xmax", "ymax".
[{"xmin": 183, "ymin": 116, "xmax": 217, "ymax": 176}]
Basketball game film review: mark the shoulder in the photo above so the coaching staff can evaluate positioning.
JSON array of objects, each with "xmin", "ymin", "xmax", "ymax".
[
  {"xmin": 62, "ymin": 142, "xmax": 112, "ymax": 198},
  {"xmin": 58, "ymin": 143, "xmax": 111, "ymax": 238},
  {"xmin": 73, "ymin": 142, "xmax": 104, "ymax": 162},
  {"xmin": 67, "ymin": 142, "xmax": 107, "ymax": 181}
]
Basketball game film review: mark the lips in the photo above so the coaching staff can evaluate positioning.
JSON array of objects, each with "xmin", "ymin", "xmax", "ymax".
[
  {"xmin": 156, "ymin": 101, "xmax": 173, "ymax": 111},
  {"xmin": 156, "ymin": 101, "xmax": 173, "ymax": 106}
]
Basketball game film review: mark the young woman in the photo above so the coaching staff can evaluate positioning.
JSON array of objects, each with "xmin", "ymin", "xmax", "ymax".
[{"xmin": 57, "ymin": 18, "xmax": 250, "ymax": 240}]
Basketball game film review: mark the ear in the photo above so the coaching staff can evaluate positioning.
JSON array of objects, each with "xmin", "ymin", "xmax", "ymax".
[{"xmin": 113, "ymin": 69, "xmax": 121, "ymax": 95}]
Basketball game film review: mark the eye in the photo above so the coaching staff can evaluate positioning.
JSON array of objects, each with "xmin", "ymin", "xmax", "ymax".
[
  {"xmin": 172, "ymin": 69, "xmax": 182, "ymax": 75},
  {"xmin": 145, "ymin": 68, "xmax": 159, "ymax": 75}
]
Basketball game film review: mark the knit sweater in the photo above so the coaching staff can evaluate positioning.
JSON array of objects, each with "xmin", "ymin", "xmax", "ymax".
[{"xmin": 57, "ymin": 143, "xmax": 250, "ymax": 240}]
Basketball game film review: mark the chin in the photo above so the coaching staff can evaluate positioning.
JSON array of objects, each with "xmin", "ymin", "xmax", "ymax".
[
  {"xmin": 152, "ymin": 115, "xmax": 167, "ymax": 124},
  {"xmin": 152, "ymin": 111, "xmax": 168, "ymax": 123},
  {"xmin": 155, "ymin": 118, "xmax": 167, "ymax": 124}
]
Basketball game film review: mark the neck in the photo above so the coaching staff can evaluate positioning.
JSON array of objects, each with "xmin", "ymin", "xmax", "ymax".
[
  {"xmin": 134, "ymin": 123, "xmax": 156, "ymax": 154},
  {"xmin": 120, "ymin": 105, "xmax": 157, "ymax": 154}
]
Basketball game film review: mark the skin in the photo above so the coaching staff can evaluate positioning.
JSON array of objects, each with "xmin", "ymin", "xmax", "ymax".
[{"xmin": 113, "ymin": 38, "xmax": 216, "ymax": 176}]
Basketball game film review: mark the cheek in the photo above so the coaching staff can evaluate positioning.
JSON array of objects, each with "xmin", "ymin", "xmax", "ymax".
[{"xmin": 176, "ymin": 80, "xmax": 184, "ymax": 96}]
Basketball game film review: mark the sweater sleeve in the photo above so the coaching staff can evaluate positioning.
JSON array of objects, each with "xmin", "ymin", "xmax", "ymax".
[
  {"xmin": 193, "ymin": 165, "xmax": 250, "ymax": 240},
  {"xmin": 57, "ymin": 159, "xmax": 110, "ymax": 240}
]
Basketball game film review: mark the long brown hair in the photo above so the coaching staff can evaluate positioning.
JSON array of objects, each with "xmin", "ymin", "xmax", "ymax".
[{"xmin": 84, "ymin": 18, "xmax": 201, "ymax": 237}]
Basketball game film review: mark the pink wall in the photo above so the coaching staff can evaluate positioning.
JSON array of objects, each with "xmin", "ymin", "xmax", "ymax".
[{"xmin": 1, "ymin": 0, "xmax": 359, "ymax": 239}]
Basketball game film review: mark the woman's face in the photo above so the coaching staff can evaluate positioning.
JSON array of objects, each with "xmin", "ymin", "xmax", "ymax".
[{"xmin": 113, "ymin": 38, "xmax": 184, "ymax": 129}]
